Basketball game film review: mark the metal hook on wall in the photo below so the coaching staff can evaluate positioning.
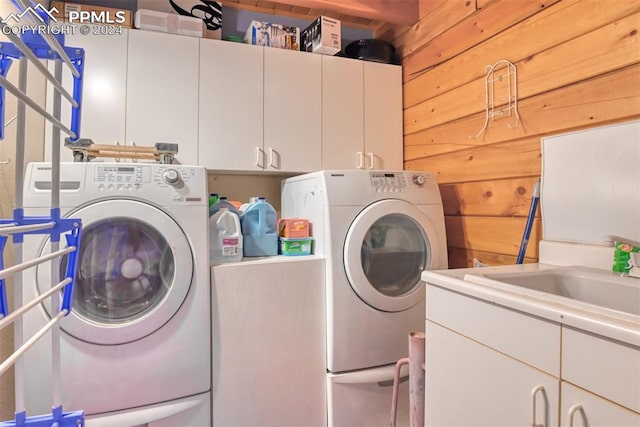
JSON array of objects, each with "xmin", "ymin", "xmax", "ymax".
[{"xmin": 471, "ymin": 59, "xmax": 521, "ymax": 139}]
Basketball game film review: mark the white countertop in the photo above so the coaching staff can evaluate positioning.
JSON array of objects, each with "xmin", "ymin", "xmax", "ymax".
[{"xmin": 422, "ymin": 263, "xmax": 640, "ymax": 347}]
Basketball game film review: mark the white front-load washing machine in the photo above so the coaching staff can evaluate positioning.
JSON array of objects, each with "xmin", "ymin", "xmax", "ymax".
[
  {"xmin": 282, "ymin": 170, "xmax": 447, "ymax": 426},
  {"xmin": 20, "ymin": 162, "xmax": 210, "ymax": 426}
]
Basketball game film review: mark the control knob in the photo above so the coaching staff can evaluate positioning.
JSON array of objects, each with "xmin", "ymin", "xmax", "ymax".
[
  {"xmin": 162, "ymin": 169, "xmax": 182, "ymax": 186},
  {"xmin": 412, "ymin": 174, "xmax": 426, "ymax": 187}
]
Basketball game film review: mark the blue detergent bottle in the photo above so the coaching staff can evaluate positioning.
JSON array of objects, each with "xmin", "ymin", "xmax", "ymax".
[
  {"xmin": 209, "ymin": 196, "xmax": 240, "ymax": 217},
  {"xmin": 241, "ymin": 196, "xmax": 278, "ymax": 257}
]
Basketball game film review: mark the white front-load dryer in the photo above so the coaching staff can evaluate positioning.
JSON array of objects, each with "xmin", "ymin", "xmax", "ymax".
[
  {"xmin": 282, "ymin": 170, "xmax": 447, "ymax": 426},
  {"xmin": 20, "ymin": 163, "xmax": 210, "ymax": 426}
]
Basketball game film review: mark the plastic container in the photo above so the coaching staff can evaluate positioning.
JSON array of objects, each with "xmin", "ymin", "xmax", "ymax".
[
  {"xmin": 240, "ymin": 196, "xmax": 260, "ymax": 216},
  {"xmin": 241, "ymin": 197, "xmax": 278, "ymax": 257},
  {"xmin": 280, "ymin": 237, "xmax": 313, "ymax": 256},
  {"xmin": 208, "ymin": 193, "xmax": 219, "ymax": 209},
  {"xmin": 209, "ymin": 196, "xmax": 240, "ymax": 217},
  {"xmin": 210, "ymin": 207, "xmax": 243, "ymax": 263}
]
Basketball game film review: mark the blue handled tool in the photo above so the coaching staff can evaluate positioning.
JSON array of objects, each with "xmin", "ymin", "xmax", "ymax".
[{"xmin": 516, "ymin": 181, "xmax": 540, "ymax": 264}]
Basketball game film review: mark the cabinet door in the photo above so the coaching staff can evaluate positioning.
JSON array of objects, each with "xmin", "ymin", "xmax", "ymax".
[
  {"xmin": 363, "ymin": 62, "xmax": 403, "ymax": 170},
  {"xmin": 321, "ymin": 55, "xmax": 364, "ymax": 170},
  {"xmin": 45, "ymin": 27, "xmax": 128, "ymax": 162},
  {"xmin": 211, "ymin": 259, "xmax": 326, "ymax": 426},
  {"xmin": 199, "ymin": 40, "xmax": 263, "ymax": 171},
  {"xmin": 126, "ymin": 30, "xmax": 199, "ymax": 165},
  {"xmin": 425, "ymin": 320, "xmax": 560, "ymax": 427},
  {"xmin": 264, "ymin": 48, "xmax": 321, "ymax": 172},
  {"xmin": 560, "ymin": 382, "xmax": 640, "ymax": 426}
]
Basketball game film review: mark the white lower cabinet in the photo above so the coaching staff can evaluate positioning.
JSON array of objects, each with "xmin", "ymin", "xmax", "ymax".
[
  {"xmin": 425, "ymin": 283, "xmax": 640, "ymax": 427},
  {"xmin": 561, "ymin": 382, "xmax": 640, "ymax": 426},
  {"xmin": 425, "ymin": 320, "xmax": 559, "ymax": 427},
  {"xmin": 211, "ymin": 258, "xmax": 326, "ymax": 426}
]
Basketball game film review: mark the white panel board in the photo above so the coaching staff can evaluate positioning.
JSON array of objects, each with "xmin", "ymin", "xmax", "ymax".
[{"xmin": 541, "ymin": 120, "xmax": 640, "ymax": 244}]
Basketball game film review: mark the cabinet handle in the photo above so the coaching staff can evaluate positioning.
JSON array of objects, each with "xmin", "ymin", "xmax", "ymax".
[
  {"xmin": 568, "ymin": 404, "xmax": 587, "ymax": 427},
  {"xmin": 268, "ymin": 148, "xmax": 279, "ymax": 169},
  {"xmin": 255, "ymin": 147, "xmax": 264, "ymax": 168},
  {"xmin": 367, "ymin": 152, "xmax": 375, "ymax": 170},
  {"xmin": 357, "ymin": 152, "xmax": 364, "ymax": 169},
  {"xmin": 531, "ymin": 385, "xmax": 548, "ymax": 427}
]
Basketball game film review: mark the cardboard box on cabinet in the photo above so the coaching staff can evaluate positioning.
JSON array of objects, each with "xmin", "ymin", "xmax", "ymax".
[
  {"xmin": 134, "ymin": 9, "xmax": 204, "ymax": 37},
  {"xmin": 301, "ymin": 16, "xmax": 341, "ymax": 55},
  {"xmin": 136, "ymin": 0, "xmax": 221, "ymax": 39},
  {"xmin": 244, "ymin": 20, "xmax": 300, "ymax": 51}
]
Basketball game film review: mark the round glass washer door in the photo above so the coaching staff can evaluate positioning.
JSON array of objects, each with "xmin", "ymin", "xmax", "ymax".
[
  {"xmin": 36, "ymin": 199, "xmax": 193, "ymax": 345},
  {"xmin": 344, "ymin": 199, "xmax": 441, "ymax": 312}
]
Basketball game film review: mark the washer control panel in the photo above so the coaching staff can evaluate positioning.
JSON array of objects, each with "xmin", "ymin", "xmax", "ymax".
[{"xmin": 92, "ymin": 164, "xmax": 203, "ymax": 201}]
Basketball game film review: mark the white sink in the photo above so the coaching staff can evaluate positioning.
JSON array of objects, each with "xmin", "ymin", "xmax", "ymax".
[{"xmin": 464, "ymin": 266, "xmax": 640, "ymax": 317}]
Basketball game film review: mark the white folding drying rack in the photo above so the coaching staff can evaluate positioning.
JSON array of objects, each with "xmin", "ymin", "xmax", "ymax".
[{"xmin": 0, "ymin": 0, "xmax": 85, "ymax": 426}]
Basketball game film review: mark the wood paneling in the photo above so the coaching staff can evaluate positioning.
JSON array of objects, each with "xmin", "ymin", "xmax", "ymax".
[
  {"xmin": 395, "ymin": 0, "xmax": 640, "ymax": 267},
  {"xmin": 393, "ymin": 0, "xmax": 474, "ymax": 59},
  {"xmin": 224, "ymin": 0, "xmax": 383, "ymax": 29},
  {"xmin": 404, "ymin": 64, "xmax": 640, "ymax": 158},
  {"xmin": 267, "ymin": 0, "xmax": 419, "ymax": 25},
  {"xmin": 402, "ymin": 0, "xmax": 558, "ymax": 82},
  {"xmin": 404, "ymin": 0, "xmax": 640, "ymax": 108},
  {"xmin": 406, "ymin": 136, "xmax": 541, "ymax": 184},
  {"xmin": 440, "ymin": 177, "xmax": 541, "ymax": 217},
  {"xmin": 445, "ymin": 215, "xmax": 541, "ymax": 258},
  {"xmin": 404, "ymin": 13, "xmax": 640, "ymax": 134}
]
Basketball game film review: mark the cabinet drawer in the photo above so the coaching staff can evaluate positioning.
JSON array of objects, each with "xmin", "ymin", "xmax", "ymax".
[
  {"xmin": 562, "ymin": 327, "xmax": 640, "ymax": 413},
  {"xmin": 426, "ymin": 284, "xmax": 561, "ymax": 375}
]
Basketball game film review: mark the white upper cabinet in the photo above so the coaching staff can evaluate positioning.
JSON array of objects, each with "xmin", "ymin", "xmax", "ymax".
[
  {"xmin": 45, "ymin": 27, "xmax": 128, "ymax": 162},
  {"xmin": 199, "ymin": 40, "xmax": 263, "ymax": 171},
  {"xmin": 199, "ymin": 44, "xmax": 322, "ymax": 173},
  {"xmin": 321, "ymin": 57, "xmax": 403, "ymax": 170},
  {"xmin": 264, "ymin": 48, "xmax": 322, "ymax": 173},
  {"xmin": 364, "ymin": 62, "xmax": 403, "ymax": 170},
  {"xmin": 321, "ymin": 55, "xmax": 364, "ymax": 170},
  {"xmin": 126, "ymin": 30, "xmax": 199, "ymax": 165},
  {"xmin": 45, "ymin": 30, "xmax": 402, "ymax": 171}
]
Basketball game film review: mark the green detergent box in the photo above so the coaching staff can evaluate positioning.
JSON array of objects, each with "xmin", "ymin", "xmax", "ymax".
[{"xmin": 279, "ymin": 237, "xmax": 313, "ymax": 256}]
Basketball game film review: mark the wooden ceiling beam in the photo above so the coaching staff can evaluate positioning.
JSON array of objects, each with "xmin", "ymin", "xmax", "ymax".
[{"xmin": 269, "ymin": 0, "xmax": 419, "ymax": 25}]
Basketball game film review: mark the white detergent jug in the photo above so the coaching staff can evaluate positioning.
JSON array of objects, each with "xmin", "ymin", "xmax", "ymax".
[{"xmin": 210, "ymin": 207, "xmax": 243, "ymax": 263}]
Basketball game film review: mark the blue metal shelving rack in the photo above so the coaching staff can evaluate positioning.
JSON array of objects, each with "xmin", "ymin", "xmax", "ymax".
[{"xmin": 0, "ymin": 0, "xmax": 85, "ymax": 425}]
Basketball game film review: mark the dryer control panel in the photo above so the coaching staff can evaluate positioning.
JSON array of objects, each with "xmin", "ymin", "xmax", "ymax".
[{"xmin": 369, "ymin": 171, "xmax": 433, "ymax": 192}]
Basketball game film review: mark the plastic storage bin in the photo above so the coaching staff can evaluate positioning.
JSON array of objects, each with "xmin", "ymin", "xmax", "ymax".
[
  {"xmin": 241, "ymin": 197, "xmax": 278, "ymax": 257},
  {"xmin": 280, "ymin": 237, "xmax": 313, "ymax": 256}
]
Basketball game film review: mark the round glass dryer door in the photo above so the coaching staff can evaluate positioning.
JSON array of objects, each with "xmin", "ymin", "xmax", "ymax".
[
  {"xmin": 36, "ymin": 200, "xmax": 193, "ymax": 345},
  {"xmin": 343, "ymin": 199, "xmax": 441, "ymax": 312}
]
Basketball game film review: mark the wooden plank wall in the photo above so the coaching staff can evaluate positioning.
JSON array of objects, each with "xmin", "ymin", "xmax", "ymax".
[{"xmin": 386, "ymin": 0, "xmax": 640, "ymax": 268}]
